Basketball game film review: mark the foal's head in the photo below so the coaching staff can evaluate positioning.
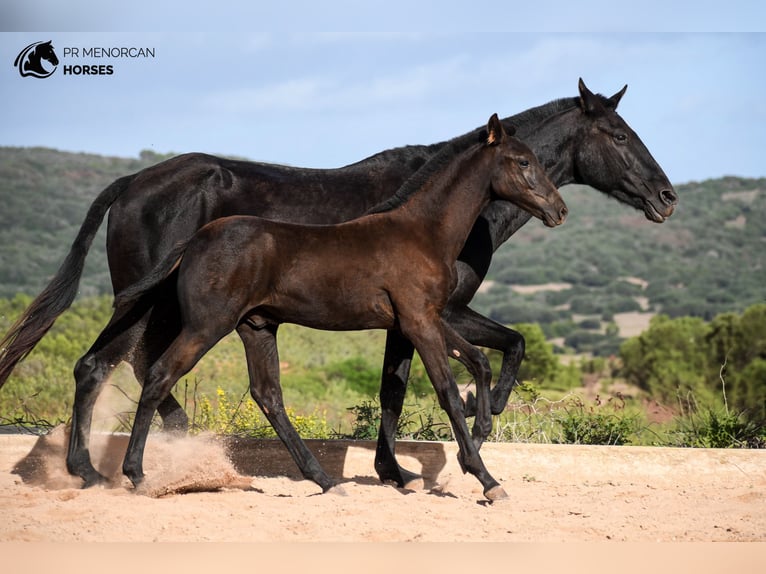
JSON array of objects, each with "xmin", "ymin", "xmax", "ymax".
[{"xmin": 486, "ymin": 114, "xmax": 568, "ymax": 228}]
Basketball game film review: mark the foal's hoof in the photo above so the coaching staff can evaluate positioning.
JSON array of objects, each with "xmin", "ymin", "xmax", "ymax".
[
  {"xmin": 402, "ymin": 476, "xmax": 426, "ymax": 491},
  {"xmin": 484, "ymin": 484, "xmax": 509, "ymax": 502}
]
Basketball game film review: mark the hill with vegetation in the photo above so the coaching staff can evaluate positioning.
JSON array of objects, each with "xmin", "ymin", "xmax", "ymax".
[
  {"xmin": 0, "ymin": 147, "xmax": 764, "ymax": 445},
  {"xmin": 1, "ymin": 147, "xmax": 763, "ymax": 355},
  {"xmin": 0, "ymin": 147, "xmax": 173, "ymax": 298}
]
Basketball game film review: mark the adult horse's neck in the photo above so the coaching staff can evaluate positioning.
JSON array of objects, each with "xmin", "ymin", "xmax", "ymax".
[{"xmin": 482, "ymin": 102, "xmax": 581, "ymax": 251}]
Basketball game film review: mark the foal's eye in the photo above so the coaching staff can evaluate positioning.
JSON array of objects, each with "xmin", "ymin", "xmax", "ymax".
[
  {"xmin": 614, "ymin": 133, "xmax": 628, "ymax": 143},
  {"xmin": 519, "ymin": 160, "xmax": 530, "ymax": 168}
]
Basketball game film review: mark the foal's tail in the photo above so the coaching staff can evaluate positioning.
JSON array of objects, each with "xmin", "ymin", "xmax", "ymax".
[
  {"xmin": 0, "ymin": 175, "xmax": 134, "ymax": 388},
  {"xmin": 112, "ymin": 240, "xmax": 189, "ymax": 309}
]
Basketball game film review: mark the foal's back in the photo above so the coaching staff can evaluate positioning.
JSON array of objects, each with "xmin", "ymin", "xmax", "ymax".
[{"xmin": 178, "ymin": 211, "xmax": 435, "ymax": 332}]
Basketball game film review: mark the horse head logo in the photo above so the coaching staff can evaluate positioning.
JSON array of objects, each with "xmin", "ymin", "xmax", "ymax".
[{"xmin": 14, "ymin": 41, "xmax": 59, "ymax": 78}]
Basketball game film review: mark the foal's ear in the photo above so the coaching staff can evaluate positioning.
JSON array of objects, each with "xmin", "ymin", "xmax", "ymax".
[
  {"xmin": 486, "ymin": 113, "xmax": 507, "ymax": 145},
  {"xmin": 578, "ymin": 77, "xmax": 605, "ymax": 115}
]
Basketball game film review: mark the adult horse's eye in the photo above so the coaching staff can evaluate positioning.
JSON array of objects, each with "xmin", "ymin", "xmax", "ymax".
[
  {"xmin": 614, "ymin": 133, "xmax": 628, "ymax": 143},
  {"xmin": 519, "ymin": 160, "xmax": 530, "ymax": 168}
]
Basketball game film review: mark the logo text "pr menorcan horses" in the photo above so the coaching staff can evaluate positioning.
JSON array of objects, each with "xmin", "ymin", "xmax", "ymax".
[{"xmin": 61, "ymin": 46, "xmax": 155, "ymax": 76}]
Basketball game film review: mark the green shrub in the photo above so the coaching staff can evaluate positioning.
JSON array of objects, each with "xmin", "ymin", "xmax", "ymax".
[
  {"xmin": 554, "ymin": 396, "xmax": 639, "ymax": 446},
  {"xmin": 191, "ymin": 387, "xmax": 331, "ymax": 439},
  {"xmin": 667, "ymin": 407, "xmax": 765, "ymax": 448}
]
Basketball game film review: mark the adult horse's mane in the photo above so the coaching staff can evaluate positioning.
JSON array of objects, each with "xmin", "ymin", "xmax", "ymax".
[
  {"xmin": 365, "ymin": 139, "xmax": 472, "ymax": 215},
  {"xmin": 366, "ymin": 97, "xmax": 583, "ymax": 215}
]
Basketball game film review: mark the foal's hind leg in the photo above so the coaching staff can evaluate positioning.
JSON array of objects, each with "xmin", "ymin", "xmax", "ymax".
[
  {"xmin": 237, "ymin": 323, "xmax": 337, "ymax": 493},
  {"xmin": 122, "ymin": 329, "xmax": 215, "ymax": 486},
  {"xmin": 374, "ymin": 330, "xmax": 421, "ymax": 488}
]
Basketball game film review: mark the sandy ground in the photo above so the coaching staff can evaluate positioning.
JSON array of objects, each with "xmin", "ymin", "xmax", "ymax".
[{"xmin": 1, "ymin": 426, "xmax": 764, "ymax": 544}]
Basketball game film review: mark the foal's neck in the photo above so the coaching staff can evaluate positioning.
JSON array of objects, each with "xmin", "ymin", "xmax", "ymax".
[{"xmin": 396, "ymin": 144, "xmax": 494, "ymax": 261}]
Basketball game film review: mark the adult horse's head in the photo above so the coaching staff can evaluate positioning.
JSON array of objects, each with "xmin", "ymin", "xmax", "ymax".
[
  {"xmin": 573, "ymin": 78, "xmax": 677, "ymax": 223},
  {"xmin": 487, "ymin": 114, "xmax": 568, "ymax": 228}
]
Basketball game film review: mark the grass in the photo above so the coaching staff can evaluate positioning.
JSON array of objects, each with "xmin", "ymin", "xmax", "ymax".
[{"xmin": 2, "ymin": 318, "xmax": 763, "ymax": 448}]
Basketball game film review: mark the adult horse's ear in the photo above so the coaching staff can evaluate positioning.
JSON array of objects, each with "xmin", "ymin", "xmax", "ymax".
[
  {"xmin": 605, "ymin": 84, "xmax": 628, "ymax": 110},
  {"xmin": 486, "ymin": 113, "xmax": 505, "ymax": 145},
  {"xmin": 578, "ymin": 77, "xmax": 604, "ymax": 116}
]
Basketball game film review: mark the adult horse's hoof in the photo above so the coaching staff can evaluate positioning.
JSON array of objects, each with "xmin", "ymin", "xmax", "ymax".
[
  {"xmin": 376, "ymin": 465, "xmax": 422, "ymax": 489},
  {"xmin": 484, "ymin": 484, "xmax": 508, "ymax": 502},
  {"xmin": 81, "ymin": 472, "xmax": 108, "ymax": 489}
]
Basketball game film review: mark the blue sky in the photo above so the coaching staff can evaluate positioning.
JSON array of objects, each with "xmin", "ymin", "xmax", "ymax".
[{"xmin": 2, "ymin": 4, "xmax": 765, "ymax": 185}]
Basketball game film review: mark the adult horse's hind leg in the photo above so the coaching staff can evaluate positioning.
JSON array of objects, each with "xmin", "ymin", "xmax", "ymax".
[
  {"xmin": 67, "ymin": 305, "xmax": 150, "ymax": 486},
  {"xmin": 132, "ymin": 294, "xmax": 190, "ymax": 433},
  {"xmin": 237, "ymin": 323, "xmax": 337, "ymax": 493},
  {"xmin": 374, "ymin": 330, "xmax": 421, "ymax": 488},
  {"xmin": 443, "ymin": 305, "xmax": 525, "ymax": 417},
  {"xmin": 68, "ymin": 342, "xmax": 124, "ymax": 486}
]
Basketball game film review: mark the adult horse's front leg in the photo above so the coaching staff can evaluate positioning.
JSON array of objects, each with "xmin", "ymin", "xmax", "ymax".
[
  {"xmin": 443, "ymin": 305, "xmax": 525, "ymax": 417},
  {"xmin": 441, "ymin": 322, "xmax": 493, "ymax": 450},
  {"xmin": 237, "ymin": 323, "xmax": 338, "ymax": 494},
  {"xmin": 374, "ymin": 330, "xmax": 421, "ymax": 488},
  {"xmin": 399, "ymin": 314, "xmax": 506, "ymax": 501}
]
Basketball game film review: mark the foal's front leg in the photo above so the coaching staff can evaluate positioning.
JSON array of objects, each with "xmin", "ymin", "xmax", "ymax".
[
  {"xmin": 399, "ymin": 315, "xmax": 506, "ymax": 501},
  {"xmin": 442, "ymin": 322, "xmax": 493, "ymax": 449}
]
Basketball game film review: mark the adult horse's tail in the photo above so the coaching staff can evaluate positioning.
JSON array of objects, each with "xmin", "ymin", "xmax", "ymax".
[{"xmin": 0, "ymin": 175, "xmax": 134, "ymax": 387}]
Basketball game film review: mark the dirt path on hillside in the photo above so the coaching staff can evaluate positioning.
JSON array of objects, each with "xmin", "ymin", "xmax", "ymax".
[{"xmin": 1, "ymin": 426, "xmax": 764, "ymax": 543}]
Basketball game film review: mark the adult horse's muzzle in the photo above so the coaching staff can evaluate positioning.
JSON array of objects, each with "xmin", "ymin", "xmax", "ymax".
[{"xmin": 643, "ymin": 186, "xmax": 678, "ymax": 223}]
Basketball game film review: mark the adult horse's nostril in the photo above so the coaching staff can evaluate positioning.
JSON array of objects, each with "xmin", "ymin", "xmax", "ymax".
[
  {"xmin": 661, "ymin": 188, "xmax": 678, "ymax": 206},
  {"xmin": 559, "ymin": 205, "xmax": 569, "ymax": 221}
]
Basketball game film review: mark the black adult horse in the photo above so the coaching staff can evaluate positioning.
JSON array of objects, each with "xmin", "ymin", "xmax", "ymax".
[
  {"xmin": 111, "ymin": 115, "xmax": 567, "ymax": 500},
  {"xmin": 0, "ymin": 80, "xmax": 676, "ymax": 487}
]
